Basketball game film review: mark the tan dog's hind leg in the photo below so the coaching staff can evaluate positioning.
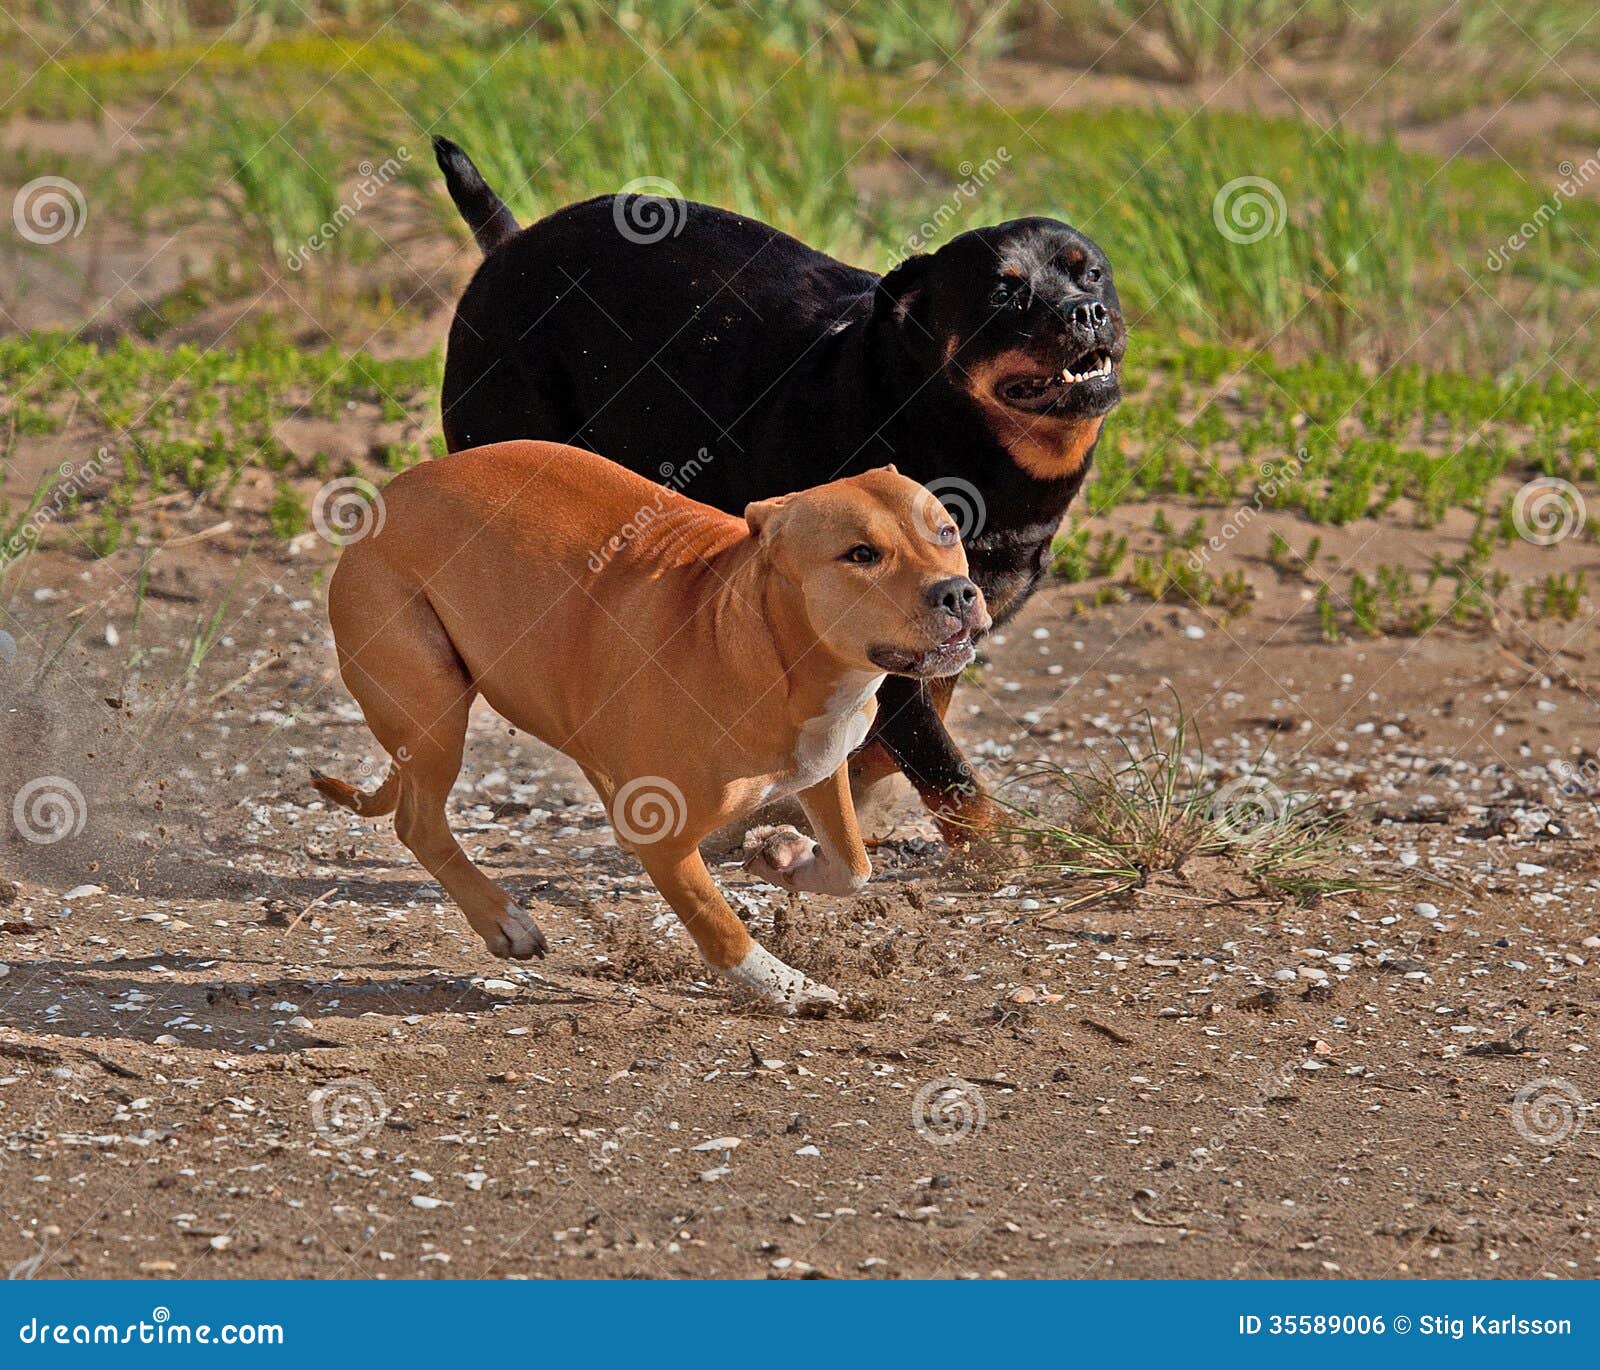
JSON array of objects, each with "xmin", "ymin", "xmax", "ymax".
[
  {"xmin": 637, "ymin": 845, "xmax": 838, "ymax": 1014},
  {"xmin": 744, "ymin": 765, "xmax": 870, "ymax": 897},
  {"xmin": 330, "ymin": 578, "xmax": 546, "ymax": 960}
]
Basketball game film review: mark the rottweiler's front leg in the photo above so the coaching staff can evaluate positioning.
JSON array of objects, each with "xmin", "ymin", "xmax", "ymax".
[{"xmin": 856, "ymin": 673, "xmax": 998, "ymax": 844}]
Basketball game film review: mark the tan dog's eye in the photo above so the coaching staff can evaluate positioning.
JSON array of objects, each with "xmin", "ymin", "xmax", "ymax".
[
  {"xmin": 937, "ymin": 524, "xmax": 959, "ymax": 546},
  {"xmin": 842, "ymin": 544, "xmax": 880, "ymax": 565}
]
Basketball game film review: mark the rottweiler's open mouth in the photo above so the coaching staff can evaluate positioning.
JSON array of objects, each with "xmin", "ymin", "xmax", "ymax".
[{"xmin": 997, "ymin": 347, "xmax": 1116, "ymax": 412}]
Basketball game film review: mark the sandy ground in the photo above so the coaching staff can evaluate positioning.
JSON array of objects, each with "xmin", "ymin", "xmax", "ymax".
[{"xmin": 1, "ymin": 498, "xmax": 1596, "ymax": 1280}]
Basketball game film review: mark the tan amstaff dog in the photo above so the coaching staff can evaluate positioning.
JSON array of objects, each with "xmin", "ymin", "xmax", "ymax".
[{"xmin": 310, "ymin": 441, "xmax": 989, "ymax": 1012}]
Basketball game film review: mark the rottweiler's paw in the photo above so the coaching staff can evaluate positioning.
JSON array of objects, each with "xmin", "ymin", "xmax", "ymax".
[
  {"xmin": 725, "ymin": 943, "xmax": 839, "ymax": 1016},
  {"xmin": 487, "ymin": 902, "xmax": 547, "ymax": 960},
  {"xmin": 742, "ymin": 823, "xmax": 818, "ymax": 892}
]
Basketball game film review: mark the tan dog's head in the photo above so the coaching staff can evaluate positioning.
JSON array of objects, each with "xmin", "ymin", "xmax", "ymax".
[{"xmin": 746, "ymin": 467, "xmax": 991, "ymax": 678}]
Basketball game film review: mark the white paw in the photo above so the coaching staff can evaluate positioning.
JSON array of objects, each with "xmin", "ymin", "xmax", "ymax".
[
  {"xmin": 724, "ymin": 944, "xmax": 839, "ymax": 1015},
  {"xmin": 487, "ymin": 903, "xmax": 547, "ymax": 960},
  {"xmin": 742, "ymin": 824, "xmax": 817, "ymax": 892}
]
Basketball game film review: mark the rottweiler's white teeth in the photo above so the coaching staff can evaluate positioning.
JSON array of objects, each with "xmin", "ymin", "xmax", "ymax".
[{"xmin": 1062, "ymin": 356, "xmax": 1113, "ymax": 384}]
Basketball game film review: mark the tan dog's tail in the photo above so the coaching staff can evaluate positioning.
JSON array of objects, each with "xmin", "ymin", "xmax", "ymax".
[{"xmin": 309, "ymin": 765, "xmax": 400, "ymax": 817}]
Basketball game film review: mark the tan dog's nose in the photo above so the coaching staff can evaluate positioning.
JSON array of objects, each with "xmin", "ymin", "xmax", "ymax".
[
  {"xmin": 926, "ymin": 575, "xmax": 988, "ymax": 633},
  {"xmin": 926, "ymin": 576, "xmax": 980, "ymax": 616}
]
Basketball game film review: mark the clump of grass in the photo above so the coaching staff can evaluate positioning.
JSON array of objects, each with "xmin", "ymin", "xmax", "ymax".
[
  {"xmin": 152, "ymin": 100, "xmax": 372, "ymax": 279},
  {"xmin": 1523, "ymin": 571, "xmax": 1587, "ymax": 622},
  {"xmin": 1128, "ymin": 548, "xmax": 1253, "ymax": 615},
  {"xmin": 268, "ymin": 479, "xmax": 308, "ymax": 539},
  {"xmin": 1050, "ymin": 521, "xmax": 1128, "ymax": 581},
  {"xmin": 990, "ymin": 707, "xmax": 1361, "ymax": 907}
]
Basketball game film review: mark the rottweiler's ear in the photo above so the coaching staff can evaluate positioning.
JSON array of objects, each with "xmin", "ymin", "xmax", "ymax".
[
  {"xmin": 876, "ymin": 253, "xmax": 933, "ymax": 323},
  {"xmin": 745, "ymin": 495, "xmax": 790, "ymax": 537}
]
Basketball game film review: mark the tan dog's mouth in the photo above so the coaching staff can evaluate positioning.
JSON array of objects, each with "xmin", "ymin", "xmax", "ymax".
[{"xmin": 869, "ymin": 628, "xmax": 976, "ymax": 678}]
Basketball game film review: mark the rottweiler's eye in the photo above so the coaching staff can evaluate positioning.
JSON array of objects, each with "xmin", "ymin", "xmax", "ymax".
[
  {"xmin": 842, "ymin": 544, "xmax": 880, "ymax": 565},
  {"xmin": 1086, "ymin": 266, "xmax": 1103, "ymax": 282},
  {"xmin": 990, "ymin": 281, "xmax": 1027, "ymax": 310}
]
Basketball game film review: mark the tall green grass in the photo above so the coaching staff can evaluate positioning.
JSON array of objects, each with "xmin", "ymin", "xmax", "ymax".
[
  {"xmin": 1105, "ymin": 121, "xmax": 1429, "ymax": 352},
  {"xmin": 377, "ymin": 44, "xmax": 877, "ymax": 258}
]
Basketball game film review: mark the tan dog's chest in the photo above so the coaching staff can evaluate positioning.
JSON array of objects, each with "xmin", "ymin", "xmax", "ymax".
[{"xmin": 781, "ymin": 671, "xmax": 883, "ymax": 797}]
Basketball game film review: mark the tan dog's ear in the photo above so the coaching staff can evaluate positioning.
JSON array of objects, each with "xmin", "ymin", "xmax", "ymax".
[
  {"xmin": 879, "ymin": 463, "xmax": 899, "ymax": 476},
  {"xmin": 745, "ymin": 495, "xmax": 791, "ymax": 536}
]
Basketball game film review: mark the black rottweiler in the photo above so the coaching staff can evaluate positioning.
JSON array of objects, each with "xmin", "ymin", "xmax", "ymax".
[{"xmin": 432, "ymin": 136, "xmax": 1126, "ymax": 844}]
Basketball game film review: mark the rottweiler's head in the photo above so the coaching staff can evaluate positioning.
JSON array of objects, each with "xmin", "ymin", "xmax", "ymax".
[{"xmin": 877, "ymin": 217, "xmax": 1126, "ymax": 479}]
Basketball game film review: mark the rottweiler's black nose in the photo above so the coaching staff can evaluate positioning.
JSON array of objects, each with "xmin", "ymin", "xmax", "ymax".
[
  {"xmin": 1071, "ymin": 299, "xmax": 1110, "ymax": 332},
  {"xmin": 928, "ymin": 576, "xmax": 980, "ymax": 615}
]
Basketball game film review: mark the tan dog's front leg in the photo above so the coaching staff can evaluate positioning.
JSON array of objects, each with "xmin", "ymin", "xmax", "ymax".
[
  {"xmin": 638, "ymin": 845, "xmax": 839, "ymax": 1014},
  {"xmin": 743, "ymin": 765, "xmax": 870, "ymax": 896}
]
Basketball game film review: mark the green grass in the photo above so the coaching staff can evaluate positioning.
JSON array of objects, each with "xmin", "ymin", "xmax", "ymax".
[
  {"xmin": 993, "ymin": 706, "xmax": 1365, "ymax": 907},
  {"xmin": 9, "ymin": 21, "xmax": 1600, "ymax": 374},
  {"xmin": 379, "ymin": 44, "xmax": 875, "ymax": 257}
]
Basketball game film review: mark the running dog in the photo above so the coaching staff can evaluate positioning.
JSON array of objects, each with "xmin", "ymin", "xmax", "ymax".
[{"xmin": 311, "ymin": 443, "xmax": 988, "ymax": 1011}]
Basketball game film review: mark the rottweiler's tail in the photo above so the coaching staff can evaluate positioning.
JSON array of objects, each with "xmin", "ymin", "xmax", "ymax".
[
  {"xmin": 432, "ymin": 135, "xmax": 519, "ymax": 254},
  {"xmin": 309, "ymin": 765, "xmax": 400, "ymax": 817}
]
